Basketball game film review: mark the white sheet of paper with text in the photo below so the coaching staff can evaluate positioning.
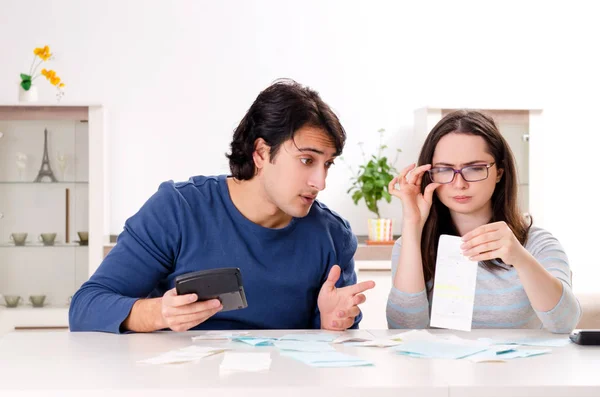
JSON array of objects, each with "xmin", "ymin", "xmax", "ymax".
[{"xmin": 430, "ymin": 234, "xmax": 478, "ymax": 331}]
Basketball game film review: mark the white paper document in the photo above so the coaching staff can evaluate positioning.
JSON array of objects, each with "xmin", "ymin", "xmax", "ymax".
[
  {"xmin": 331, "ymin": 335, "xmax": 373, "ymax": 344},
  {"xmin": 220, "ymin": 352, "xmax": 272, "ymax": 372},
  {"xmin": 273, "ymin": 340, "xmax": 336, "ymax": 352},
  {"xmin": 191, "ymin": 331, "xmax": 250, "ymax": 341},
  {"xmin": 278, "ymin": 333, "xmax": 339, "ymax": 342},
  {"xmin": 351, "ymin": 339, "xmax": 402, "ymax": 348},
  {"xmin": 280, "ymin": 351, "xmax": 373, "ymax": 367},
  {"xmin": 138, "ymin": 346, "xmax": 226, "ymax": 365},
  {"xmin": 430, "ymin": 234, "xmax": 478, "ymax": 331},
  {"xmin": 466, "ymin": 346, "xmax": 552, "ymax": 363},
  {"xmin": 389, "ymin": 330, "xmax": 439, "ymax": 342}
]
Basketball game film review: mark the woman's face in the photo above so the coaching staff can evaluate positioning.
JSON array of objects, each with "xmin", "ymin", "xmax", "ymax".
[{"xmin": 430, "ymin": 132, "xmax": 503, "ymax": 216}]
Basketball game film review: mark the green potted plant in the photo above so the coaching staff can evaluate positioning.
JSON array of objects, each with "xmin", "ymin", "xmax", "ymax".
[{"xmin": 345, "ymin": 128, "xmax": 400, "ymax": 244}]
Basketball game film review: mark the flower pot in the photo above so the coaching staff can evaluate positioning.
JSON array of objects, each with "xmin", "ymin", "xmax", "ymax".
[
  {"xmin": 18, "ymin": 84, "xmax": 38, "ymax": 102},
  {"xmin": 367, "ymin": 218, "xmax": 394, "ymax": 244}
]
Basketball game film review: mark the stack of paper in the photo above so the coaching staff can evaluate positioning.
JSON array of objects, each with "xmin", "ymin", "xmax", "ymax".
[
  {"xmin": 191, "ymin": 331, "xmax": 250, "ymax": 341},
  {"xmin": 332, "ymin": 334, "xmax": 401, "ymax": 348},
  {"xmin": 389, "ymin": 330, "xmax": 440, "ymax": 342},
  {"xmin": 466, "ymin": 346, "xmax": 552, "ymax": 363},
  {"xmin": 220, "ymin": 352, "xmax": 272, "ymax": 372},
  {"xmin": 138, "ymin": 345, "xmax": 227, "ymax": 365},
  {"xmin": 389, "ymin": 332, "xmax": 555, "ymax": 361},
  {"xmin": 345, "ymin": 339, "xmax": 403, "ymax": 348},
  {"xmin": 392, "ymin": 340, "xmax": 488, "ymax": 359},
  {"xmin": 478, "ymin": 337, "xmax": 571, "ymax": 347},
  {"xmin": 331, "ymin": 335, "xmax": 373, "ymax": 344},
  {"xmin": 273, "ymin": 340, "xmax": 336, "ymax": 352},
  {"xmin": 231, "ymin": 337, "xmax": 276, "ymax": 346},
  {"xmin": 280, "ymin": 351, "xmax": 373, "ymax": 367},
  {"xmin": 278, "ymin": 333, "xmax": 339, "ymax": 342}
]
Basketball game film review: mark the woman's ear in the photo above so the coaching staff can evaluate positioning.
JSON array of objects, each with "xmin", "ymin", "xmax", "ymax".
[
  {"xmin": 253, "ymin": 138, "xmax": 270, "ymax": 170},
  {"xmin": 496, "ymin": 168, "xmax": 504, "ymax": 183}
]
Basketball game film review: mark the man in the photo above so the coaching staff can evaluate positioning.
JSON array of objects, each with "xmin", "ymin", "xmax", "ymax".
[{"xmin": 69, "ymin": 79, "xmax": 374, "ymax": 333}]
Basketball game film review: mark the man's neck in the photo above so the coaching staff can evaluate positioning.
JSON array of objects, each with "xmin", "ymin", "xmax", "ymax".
[
  {"xmin": 226, "ymin": 177, "xmax": 292, "ymax": 229},
  {"xmin": 450, "ymin": 204, "xmax": 493, "ymax": 236}
]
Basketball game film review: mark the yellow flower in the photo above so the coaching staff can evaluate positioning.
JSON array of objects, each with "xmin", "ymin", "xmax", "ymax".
[
  {"xmin": 33, "ymin": 45, "xmax": 52, "ymax": 61},
  {"xmin": 43, "ymin": 70, "xmax": 56, "ymax": 80},
  {"xmin": 27, "ymin": 46, "xmax": 66, "ymax": 94}
]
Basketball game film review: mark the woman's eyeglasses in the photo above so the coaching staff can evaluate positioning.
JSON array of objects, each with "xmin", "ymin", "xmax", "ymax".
[{"xmin": 427, "ymin": 162, "xmax": 496, "ymax": 184}]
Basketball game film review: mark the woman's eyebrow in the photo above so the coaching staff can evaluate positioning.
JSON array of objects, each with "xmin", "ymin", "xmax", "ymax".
[{"xmin": 433, "ymin": 160, "xmax": 489, "ymax": 167}]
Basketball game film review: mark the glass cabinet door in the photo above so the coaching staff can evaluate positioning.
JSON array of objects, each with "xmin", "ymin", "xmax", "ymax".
[{"xmin": 0, "ymin": 116, "xmax": 89, "ymax": 315}]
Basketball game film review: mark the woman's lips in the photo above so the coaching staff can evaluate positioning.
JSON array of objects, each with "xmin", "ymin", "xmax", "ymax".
[{"xmin": 453, "ymin": 196, "xmax": 472, "ymax": 204}]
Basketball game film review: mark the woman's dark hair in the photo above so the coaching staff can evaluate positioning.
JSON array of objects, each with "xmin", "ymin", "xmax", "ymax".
[
  {"xmin": 418, "ymin": 110, "xmax": 532, "ymax": 285},
  {"xmin": 227, "ymin": 79, "xmax": 346, "ymax": 180}
]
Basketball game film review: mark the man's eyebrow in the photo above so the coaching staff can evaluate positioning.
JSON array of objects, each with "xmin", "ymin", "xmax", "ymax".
[
  {"xmin": 297, "ymin": 147, "xmax": 325, "ymax": 155},
  {"xmin": 295, "ymin": 144, "xmax": 339, "ymax": 157}
]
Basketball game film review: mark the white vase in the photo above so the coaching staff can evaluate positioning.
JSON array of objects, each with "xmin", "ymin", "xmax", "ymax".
[
  {"xmin": 18, "ymin": 85, "xmax": 38, "ymax": 102},
  {"xmin": 367, "ymin": 218, "xmax": 394, "ymax": 242}
]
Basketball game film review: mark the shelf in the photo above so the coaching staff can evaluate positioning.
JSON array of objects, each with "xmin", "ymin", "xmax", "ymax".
[
  {"xmin": 0, "ymin": 306, "xmax": 69, "ymax": 329},
  {"xmin": 0, "ymin": 181, "xmax": 88, "ymax": 185},
  {"xmin": 0, "ymin": 102, "xmax": 101, "ymax": 107},
  {"xmin": 0, "ymin": 243, "xmax": 88, "ymax": 248},
  {"xmin": 0, "ymin": 305, "xmax": 70, "ymax": 311},
  {"xmin": 0, "ymin": 105, "xmax": 93, "ymax": 121}
]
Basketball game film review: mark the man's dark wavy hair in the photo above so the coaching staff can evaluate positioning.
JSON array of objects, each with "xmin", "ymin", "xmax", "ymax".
[{"xmin": 226, "ymin": 79, "xmax": 346, "ymax": 180}]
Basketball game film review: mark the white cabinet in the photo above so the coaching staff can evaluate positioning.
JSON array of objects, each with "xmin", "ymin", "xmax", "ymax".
[
  {"xmin": 356, "ymin": 267, "xmax": 392, "ymax": 330},
  {"xmin": 0, "ymin": 104, "xmax": 107, "ymax": 334}
]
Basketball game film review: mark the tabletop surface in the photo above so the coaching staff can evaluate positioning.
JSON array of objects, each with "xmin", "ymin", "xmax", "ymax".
[{"xmin": 0, "ymin": 328, "xmax": 599, "ymax": 397}]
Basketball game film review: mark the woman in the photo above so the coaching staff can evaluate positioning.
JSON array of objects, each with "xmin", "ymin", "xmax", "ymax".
[{"xmin": 386, "ymin": 110, "xmax": 581, "ymax": 333}]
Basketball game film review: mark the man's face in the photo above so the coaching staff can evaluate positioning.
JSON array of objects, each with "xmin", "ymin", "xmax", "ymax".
[{"xmin": 259, "ymin": 125, "xmax": 338, "ymax": 218}]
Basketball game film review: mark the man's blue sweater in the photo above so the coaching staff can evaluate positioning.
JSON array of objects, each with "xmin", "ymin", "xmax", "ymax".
[{"xmin": 69, "ymin": 175, "xmax": 360, "ymax": 333}]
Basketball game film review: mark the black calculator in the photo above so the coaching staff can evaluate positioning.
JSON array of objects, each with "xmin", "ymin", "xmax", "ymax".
[{"xmin": 569, "ymin": 330, "xmax": 600, "ymax": 345}]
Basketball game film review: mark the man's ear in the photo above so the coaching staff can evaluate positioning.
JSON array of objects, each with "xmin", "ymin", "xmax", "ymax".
[
  {"xmin": 496, "ymin": 168, "xmax": 504, "ymax": 183},
  {"xmin": 253, "ymin": 138, "xmax": 270, "ymax": 170}
]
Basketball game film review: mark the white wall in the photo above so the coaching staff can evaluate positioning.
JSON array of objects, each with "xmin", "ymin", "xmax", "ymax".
[{"xmin": 1, "ymin": 0, "xmax": 598, "ymax": 292}]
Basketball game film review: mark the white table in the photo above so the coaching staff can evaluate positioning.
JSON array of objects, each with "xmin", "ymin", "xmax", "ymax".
[{"xmin": 0, "ymin": 329, "xmax": 598, "ymax": 397}]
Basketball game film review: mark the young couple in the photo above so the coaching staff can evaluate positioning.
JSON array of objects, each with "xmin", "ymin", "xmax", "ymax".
[{"xmin": 69, "ymin": 80, "xmax": 580, "ymax": 334}]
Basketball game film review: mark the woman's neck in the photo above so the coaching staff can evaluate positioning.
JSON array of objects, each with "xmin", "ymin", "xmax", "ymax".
[{"xmin": 450, "ymin": 203, "xmax": 493, "ymax": 236}]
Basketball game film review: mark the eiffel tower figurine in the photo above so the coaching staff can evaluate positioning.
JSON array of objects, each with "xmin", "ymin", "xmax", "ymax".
[{"xmin": 34, "ymin": 128, "xmax": 58, "ymax": 182}]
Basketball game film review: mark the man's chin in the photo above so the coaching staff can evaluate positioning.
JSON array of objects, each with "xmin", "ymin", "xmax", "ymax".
[{"xmin": 286, "ymin": 205, "xmax": 313, "ymax": 218}]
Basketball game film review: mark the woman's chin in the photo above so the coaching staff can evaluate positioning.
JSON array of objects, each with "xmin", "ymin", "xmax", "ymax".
[{"xmin": 445, "ymin": 202, "xmax": 480, "ymax": 215}]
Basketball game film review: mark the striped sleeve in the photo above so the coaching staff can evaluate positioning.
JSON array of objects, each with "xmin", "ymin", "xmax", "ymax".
[
  {"xmin": 527, "ymin": 226, "xmax": 582, "ymax": 333},
  {"xmin": 386, "ymin": 237, "xmax": 430, "ymax": 329}
]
